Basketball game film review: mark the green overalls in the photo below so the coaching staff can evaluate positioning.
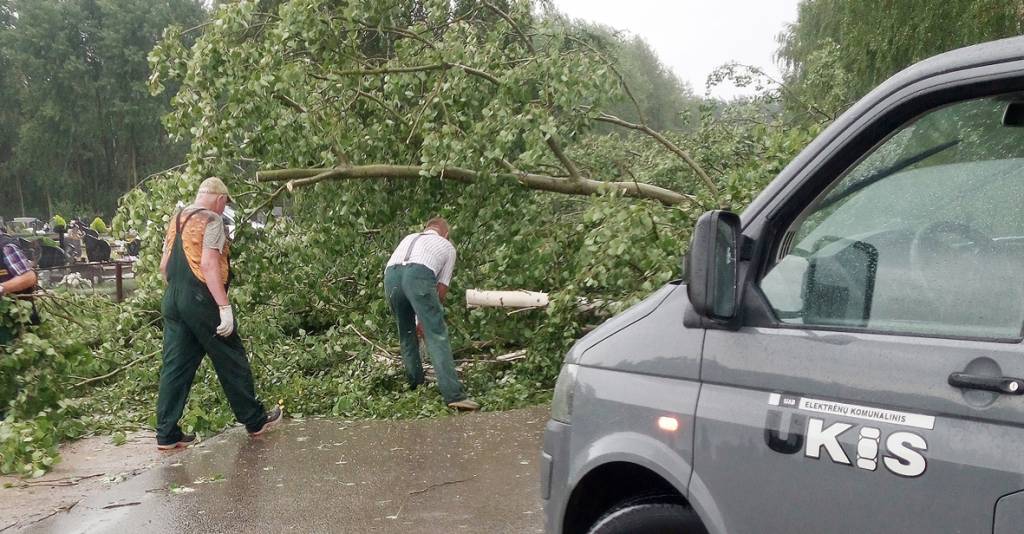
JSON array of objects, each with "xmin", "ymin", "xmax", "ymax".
[
  {"xmin": 156, "ymin": 209, "xmax": 266, "ymax": 445},
  {"xmin": 384, "ymin": 246, "xmax": 466, "ymax": 404}
]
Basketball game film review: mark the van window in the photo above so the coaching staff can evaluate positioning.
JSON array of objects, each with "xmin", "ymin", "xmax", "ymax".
[{"xmin": 760, "ymin": 96, "xmax": 1024, "ymax": 339}]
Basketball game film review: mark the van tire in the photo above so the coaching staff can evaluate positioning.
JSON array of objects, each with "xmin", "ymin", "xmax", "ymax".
[{"xmin": 587, "ymin": 502, "xmax": 704, "ymax": 534}]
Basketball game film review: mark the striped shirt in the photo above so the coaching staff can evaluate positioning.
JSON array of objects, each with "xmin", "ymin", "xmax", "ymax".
[
  {"xmin": 0, "ymin": 243, "xmax": 31, "ymax": 283},
  {"xmin": 386, "ymin": 229, "xmax": 457, "ymax": 286}
]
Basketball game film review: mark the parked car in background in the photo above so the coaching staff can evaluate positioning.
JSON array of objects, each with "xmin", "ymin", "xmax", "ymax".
[{"xmin": 544, "ymin": 36, "xmax": 1024, "ymax": 534}]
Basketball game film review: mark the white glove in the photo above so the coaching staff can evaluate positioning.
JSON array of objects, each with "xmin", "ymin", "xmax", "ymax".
[{"xmin": 216, "ymin": 305, "xmax": 235, "ymax": 337}]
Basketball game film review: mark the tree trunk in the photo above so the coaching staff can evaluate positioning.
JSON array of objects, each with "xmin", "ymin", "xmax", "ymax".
[
  {"xmin": 466, "ymin": 289, "xmax": 549, "ymax": 308},
  {"xmin": 16, "ymin": 174, "xmax": 25, "ymax": 217},
  {"xmin": 130, "ymin": 137, "xmax": 139, "ymax": 186}
]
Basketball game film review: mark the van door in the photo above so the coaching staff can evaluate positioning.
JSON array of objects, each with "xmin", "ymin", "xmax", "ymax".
[{"xmin": 694, "ymin": 95, "xmax": 1024, "ymax": 533}]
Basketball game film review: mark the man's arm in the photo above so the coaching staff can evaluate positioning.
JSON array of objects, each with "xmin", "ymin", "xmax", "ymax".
[
  {"xmin": 200, "ymin": 248, "xmax": 229, "ymax": 306},
  {"xmin": 160, "ymin": 216, "xmax": 176, "ymax": 283},
  {"xmin": 1, "ymin": 270, "xmax": 37, "ymax": 295},
  {"xmin": 160, "ymin": 248, "xmax": 171, "ymax": 282},
  {"xmin": 0, "ymin": 244, "xmax": 37, "ymax": 296},
  {"xmin": 436, "ymin": 245, "xmax": 455, "ymax": 303}
]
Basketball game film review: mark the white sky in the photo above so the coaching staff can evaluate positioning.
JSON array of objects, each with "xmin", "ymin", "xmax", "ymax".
[{"xmin": 552, "ymin": 0, "xmax": 801, "ymax": 100}]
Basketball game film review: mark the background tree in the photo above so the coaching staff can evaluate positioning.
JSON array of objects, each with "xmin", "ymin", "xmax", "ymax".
[
  {"xmin": 0, "ymin": 0, "xmax": 205, "ymax": 218},
  {"xmin": 777, "ymin": 0, "xmax": 1024, "ymax": 117},
  {"xmin": 563, "ymin": 21, "xmax": 699, "ymax": 132},
  {"xmin": 0, "ymin": 0, "xmax": 23, "ymax": 215}
]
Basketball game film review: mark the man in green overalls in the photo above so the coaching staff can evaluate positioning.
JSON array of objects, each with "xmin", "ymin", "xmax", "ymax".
[{"xmin": 155, "ymin": 177, "xmax": 281, "ymax": 450}]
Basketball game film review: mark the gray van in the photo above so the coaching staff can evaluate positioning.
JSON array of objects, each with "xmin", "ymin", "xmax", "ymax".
[{"xmin": 543, "ymin": 37, "xmax": 1024, "ymax": 534}]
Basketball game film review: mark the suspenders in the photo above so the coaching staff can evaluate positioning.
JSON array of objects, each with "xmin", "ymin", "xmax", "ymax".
[
  {"xmin": 176, "ymin": 208, "xmax": 206, "ymax": 234},
  {"xmin": 402, "ymin": 232, "xmax": 427, "ymax": 263},
  {"xmin": 174, "ymin": 208, "xmax": 232, "ymax": 287}
]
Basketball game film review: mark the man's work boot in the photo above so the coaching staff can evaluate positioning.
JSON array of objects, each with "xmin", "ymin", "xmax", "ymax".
[
  {"xmin": 447, "ymin": 399, "xmax": 480, "ymax": 411},
  {"xmin": 249, "ymin": 405, "xmax": 284, "ymax": 436},
  {"xmin": 157, "ymin": 433, "xmax": 197, "ymax": 451}
]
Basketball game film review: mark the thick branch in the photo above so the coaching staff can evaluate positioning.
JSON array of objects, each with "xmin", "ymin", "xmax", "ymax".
[
  {"xmin": 545, "ymin": 136, "xmax": 581, "ymax": 181},
  {"xmin": 353, "ymin": 90, "xmax": 410, "ymax": 127},
  {"xmin": 256, "ymin": 164, "xmax": 695, "ymax": 206},
  {"xmin": 331, "ymin": 62, "xmax": 499, "ymax": 85},
  {"xmin": 273, "ymin": 93, "xmax": 306, "ymax": 113},
  {"xmin": 354, "ymin": 20, "xmax": 437, "ymax": 51},
  {"xmin": 483, "ymin": 1, "xmax": 535, "ymax": 54},
  {"xmin": 595, "ymin": 113, "xmax": 722, "ymax": 204}
]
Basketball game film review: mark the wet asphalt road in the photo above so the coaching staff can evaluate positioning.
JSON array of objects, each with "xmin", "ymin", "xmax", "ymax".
[{"xmin": 23, "ymin": 406, "xmax": 549, "ymax": 534}]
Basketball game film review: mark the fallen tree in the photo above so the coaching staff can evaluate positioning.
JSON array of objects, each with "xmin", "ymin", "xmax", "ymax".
[{"xmin": 148, "ymin": 0, "xmax": 721, "ymax": 211}]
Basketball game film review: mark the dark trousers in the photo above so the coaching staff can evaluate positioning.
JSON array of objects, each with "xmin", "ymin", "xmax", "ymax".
[
  {"xmin": 384, "ymin": 264, "xmax": 465, "ymax": 403},
  {"xmin": 156, "ymin": 280, "xmax": 265, "ymax": 445}
]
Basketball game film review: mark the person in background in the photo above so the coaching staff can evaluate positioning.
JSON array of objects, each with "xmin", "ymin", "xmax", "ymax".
[
  {"xmin": 384, "ymin": 217, "xmax": 479, "ymax": 411},
  {"xmin": 125, "ymin": 230, "xmax": 141, "ymax": 258},
  {"xmin": 155, "ymin": 177, "xmax": 282, "ymax": 450},
  {"xmin": 66, "ymin": 219, "xmax": 85, "ymax": 261}
]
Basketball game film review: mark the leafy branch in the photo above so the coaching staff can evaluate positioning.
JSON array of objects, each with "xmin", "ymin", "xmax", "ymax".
[{"xmin": 593, "ymin": 112, "xmax": 722, "ymax": 205}]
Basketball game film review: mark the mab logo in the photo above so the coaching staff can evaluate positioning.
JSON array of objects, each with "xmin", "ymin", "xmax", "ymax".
[{"xmin": 763, "ymin": 394, "xmax": 930, "ymax": 478}]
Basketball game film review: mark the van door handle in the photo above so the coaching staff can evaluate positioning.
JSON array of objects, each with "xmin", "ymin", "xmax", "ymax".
[{"xmin": 948, "ymin": 372, "xmax": 1024, "ymax": 395}]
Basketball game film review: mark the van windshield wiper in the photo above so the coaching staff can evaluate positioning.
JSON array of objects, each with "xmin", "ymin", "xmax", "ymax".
[{"xmin": 817, "ymin": 138, "xmax": 961, "ymax": 211}]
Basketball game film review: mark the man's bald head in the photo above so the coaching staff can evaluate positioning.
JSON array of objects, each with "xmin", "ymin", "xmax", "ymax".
[{"xmin": 425, "ymin": 217, "xmax": 449, "ymax": 239}]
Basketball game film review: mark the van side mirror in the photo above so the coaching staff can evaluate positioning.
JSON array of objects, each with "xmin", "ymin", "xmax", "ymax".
[
  {"xmin": 1003, "ymin": 101, "xmax": 1024, "ymax": 127},
  {"xmin": 686, "ymin": 210, "xmax": 741, "ymax": 321}
]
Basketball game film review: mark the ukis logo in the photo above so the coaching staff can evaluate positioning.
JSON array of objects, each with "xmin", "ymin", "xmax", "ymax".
[{"xmin": 763, "ymin": 393, "xmax": 930, "ymax": 478}]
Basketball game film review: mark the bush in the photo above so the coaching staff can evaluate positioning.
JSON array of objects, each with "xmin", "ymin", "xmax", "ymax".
[
  {"xmin": 90, "ymin": 217, "xmax": 108, "ymax": 234},
  {"xmin": 0, "ymin": 299, "xmax": 91, "ymax": 477}
]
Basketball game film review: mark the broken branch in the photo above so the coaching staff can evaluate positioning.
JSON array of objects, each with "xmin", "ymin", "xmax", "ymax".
[
  {"xmin": 545, "ymin": 136, "xmax": 582, "ymax": 182},
  {"xmin": 408, "ymin": 475, "xmax": 475, "ymax": 495},
  {"xmin": 273, "ymin": 93, "xmax": 306, "ymax": 113},
  {"xmin": 345, "ymin": 324, "xmax": 398, "ymax": 361},
  {"xmin": 331, "ymin": 62, "xmax": 499, "ymax": 85},
  {"xmin": 257, "ymin": 164, "xmax": 695, "ymax": 206},
  {"xmin": 18, "ymin": 473, "xmax": 105, "ymax": 487},
  {"xmin": 483, "ymin": 1, "xmax": 535, "ymax": 54},
  {"xmin": 594, "ymin": 113, "xmax": 722, "ymax": 204},
  {"xmin": 73, "ymin": 352, "xmax": 155, "ymax": 388}
]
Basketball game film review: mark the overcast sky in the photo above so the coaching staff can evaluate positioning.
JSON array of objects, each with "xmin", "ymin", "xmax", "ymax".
[{"xmin": 552, "ymin": 0, "xmax": 801, "ymax": 100}]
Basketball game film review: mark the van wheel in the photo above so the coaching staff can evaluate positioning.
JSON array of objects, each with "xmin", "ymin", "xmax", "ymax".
[{"xmin": 587, "ymin": 502, "xmax": 704, "ymax": 534}]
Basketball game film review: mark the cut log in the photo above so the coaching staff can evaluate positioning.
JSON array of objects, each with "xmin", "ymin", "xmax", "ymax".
[
  {"xmin": 496, "ymin": 350, "xmax": 527, "ymax": 362},
  {"xmin": 466, "ymin": 289, "xmax": 549, "ymax": 309}
]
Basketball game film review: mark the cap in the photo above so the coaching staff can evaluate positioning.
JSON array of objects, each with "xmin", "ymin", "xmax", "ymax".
[{"xmin": 198, "ymin": 177, "xmax": 232, "ymax": 202}]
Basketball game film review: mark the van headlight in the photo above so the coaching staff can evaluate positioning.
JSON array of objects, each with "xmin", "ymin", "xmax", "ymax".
[{"xmin": 551, "ymin": 364, "xmax": 579, "ymax": 424}]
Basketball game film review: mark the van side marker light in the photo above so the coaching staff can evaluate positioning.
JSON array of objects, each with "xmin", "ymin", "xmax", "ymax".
[{"xmin": 658, "ymin": 416, "xmax": 680, "ymax": 432}]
